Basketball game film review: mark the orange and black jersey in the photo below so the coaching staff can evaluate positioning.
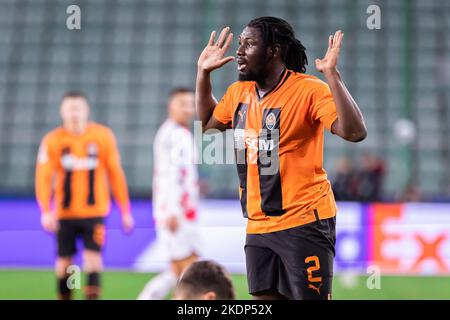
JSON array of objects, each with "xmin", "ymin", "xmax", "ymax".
[
  {"xmin": 213, "ymin": 68, "xmax": 338, "ymax": 234},
  {"xmin": 35, "ymin": 122, "xmax": 130, "ymax": 220}
]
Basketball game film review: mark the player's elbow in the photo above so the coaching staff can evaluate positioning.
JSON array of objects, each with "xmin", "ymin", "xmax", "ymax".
[
  {"xmin": 200, "ymin": 117, "xmax": 211, "ymax": 133},
  {"xmin": 201, "ymin": 118, "xmax": 228, "ymax": 134},
  {"xmin": 201, "ymin": 123, "xmax": 210, "ymax": 133},
  {"xmin": 202, "ymin": 126, "xmax": 222, "ymax": 135},
  {"xmin": 345, "ymin": 128, "xmax": 367, "ymax": 143}
]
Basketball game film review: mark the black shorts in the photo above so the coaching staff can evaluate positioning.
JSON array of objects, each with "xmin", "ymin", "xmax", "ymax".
[
  {"xmin": 245, "ymin": 217, "xmax": 336, "ymax": 300},
  {"xmin": 57, "ymin": 217, "xmax": 106, "ymax": 257}
]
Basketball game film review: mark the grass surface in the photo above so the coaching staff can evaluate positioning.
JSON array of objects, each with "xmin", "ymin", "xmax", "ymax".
[{"xmin": 0, "ymin": 269, "xmax": 449, "ymax": 300}]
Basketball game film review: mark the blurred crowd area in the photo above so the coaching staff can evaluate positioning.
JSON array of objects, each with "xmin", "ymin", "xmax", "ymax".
[
  {"xmin": 331, "ymin": 153, "xmax": 423, "ymax": 202},
  {"xmin": 332, "ymin": 154, "xmax": 386, "ymax": 202},
  {"xmin": 332, "ymin": 152, "xmax": 429, "ymax": 202}
]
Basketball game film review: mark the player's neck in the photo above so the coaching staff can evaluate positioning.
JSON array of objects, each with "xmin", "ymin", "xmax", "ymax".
[
  {"xmin": 255, "ymin": 64, "xmax": 285, "ymax": 96},
  {"xmin": 168, "ymin": 117, "xmax": 189, "ymax": 129},
  {"xmin": 63, "ymin": 122, "xmax": 88, "ymax": 135}
]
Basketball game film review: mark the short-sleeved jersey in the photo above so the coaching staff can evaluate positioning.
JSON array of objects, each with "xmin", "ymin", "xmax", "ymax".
[
  {"xmin": 35, "ymin": 122, "xmax": 130, "ymax": 220},
  {"xmin": 213, "ymin": 69, "xmax": 338, "ymax": 234}
]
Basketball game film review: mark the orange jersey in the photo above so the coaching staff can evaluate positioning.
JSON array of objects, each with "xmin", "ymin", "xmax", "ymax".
[
  {"xmin": 213, "ymin": 69, "xmax": 338, "ymax": 234},
  {"xmin": 35, "ymin": 122, "xmax": 130, "ymax": 219}
]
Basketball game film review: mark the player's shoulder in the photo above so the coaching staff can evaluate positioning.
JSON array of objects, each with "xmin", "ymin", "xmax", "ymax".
[
  {"xmin": 288, "ymin": 71, "xmax": 329, "ymax": 92},
  {"xmin": 157, "ymin": 120, "xmax": 192, "ymax": 143},
  {"xmin": 171, "ymin": 121, "xmax": 193, "ymax": 142},
  {"xmin": 89, "ymin": 121, "xmax": 111, "ymax": 132},
  {"xmin": 89, "ymin": 122, "xmax": 115, "ymax": 138},
  {"xmin": 226, "ymin": 81, "xmax": 253, "ymax": 95},
  {"xmin": 42, "ymin": 127, "xmax": 64, "ymax": 143}
]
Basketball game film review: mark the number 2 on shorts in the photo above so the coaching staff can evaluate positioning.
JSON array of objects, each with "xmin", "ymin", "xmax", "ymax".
[{"xmin": 305, "ymin": 255, "xmax": 322, "ymax": 283}]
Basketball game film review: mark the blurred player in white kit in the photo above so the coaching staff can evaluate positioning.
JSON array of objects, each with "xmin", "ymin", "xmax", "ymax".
[{"xmin": 137, "ymin": 88, "xmax": 201, "ymax": 300}]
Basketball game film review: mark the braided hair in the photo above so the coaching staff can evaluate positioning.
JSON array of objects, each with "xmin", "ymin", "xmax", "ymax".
[{"xmin": 247, "ymin": 16, "xmax": 308, "ymax": 73}]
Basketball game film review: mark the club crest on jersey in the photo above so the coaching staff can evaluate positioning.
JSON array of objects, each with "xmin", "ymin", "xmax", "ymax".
[
  {"xmin": 87, "ymin": 142, "xmax": 98, "ymax": 157},
  {"xmin": 265, "ymin": 112, "xmax": 277, "ymax": 131}
]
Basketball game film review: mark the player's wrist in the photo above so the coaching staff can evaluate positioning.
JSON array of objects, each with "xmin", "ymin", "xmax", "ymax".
[
  {"xmin": 323, "ymin": 67, "xmax": 340, "ymax": 79},
  {"xmin": 197, "ymin": 66, "xmax": 212, "ymax": 76}
]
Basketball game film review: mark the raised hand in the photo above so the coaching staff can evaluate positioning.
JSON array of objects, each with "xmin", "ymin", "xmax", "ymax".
[
  {"xmin": 198, "ymin": 27, "xmax": 235, "ymax": 73},
  {"xmin": 315, "ymin": 30, "xmax": 344, "ymax": 74}
]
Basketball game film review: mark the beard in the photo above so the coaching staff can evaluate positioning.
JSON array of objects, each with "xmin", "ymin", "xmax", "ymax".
[
  {"xmin": 238, "ymin": 67, "xmax": 271, "ymax": 83},
  {"xmin": 238, "ymin": 54, "xmax": 270, "ymax": 82}
]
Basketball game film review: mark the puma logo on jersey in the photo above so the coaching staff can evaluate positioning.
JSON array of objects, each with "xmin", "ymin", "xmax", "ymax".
[
  {"xmin": 308, "ymin": 283, "xmax": 323, "ymax": 295},
  {"xmin": 238, "ymin": 110, "xmax": 246, "ymax": 121}
]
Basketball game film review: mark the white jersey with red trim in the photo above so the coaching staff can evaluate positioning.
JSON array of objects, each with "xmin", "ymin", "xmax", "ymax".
[{"xmin": 152, "ymin": 119, "xmax": 199, "ymax": 228}]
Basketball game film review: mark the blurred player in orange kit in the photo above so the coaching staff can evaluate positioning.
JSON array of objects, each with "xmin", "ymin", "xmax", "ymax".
[{"xmin": 35, "ymin": 91, "xmax": 134, "ymax": 300}]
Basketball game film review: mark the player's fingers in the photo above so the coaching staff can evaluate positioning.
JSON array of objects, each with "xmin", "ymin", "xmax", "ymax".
[
  {"xmin": 325, "ymin": 35, "xmax": 333, "ymax": 55},
  {"xmin": 335, "ymin": 30, "xmax": 341, "ymax": 38},
  {"xmin": 218, "ymin": 56, "xmax": 235, "ymax": 66},
  {"xmin": 50, "ymin": 221, "xmax": 56, "ymax": 233},
  {"xmin": 45, "ymin": 221, "xmax": 55, "ymax": 233},
  {"xmin": 333, "ymin": 30, "xmax": 342, "ymax": 48},
  {"xmin": 128, "ymin": 219, "xmax": 135, "ymax": 231},
  {"xmin": 208, "ymin": 30, "xmax": 216, "ymax": 46},
  {"xmin": 217, "ymin": 26, "xmax": 230, "ymax": 47},
  {"xmin": 54, "ymin": 220, "xmax": 60, "ymax": 233},
  {"xmin": 337, "ymin": 32, "xmax": 344, "ymax": 48},
  {"xmin": 221, "ymin": 33, "xmax": 233, "ymax": 52}
]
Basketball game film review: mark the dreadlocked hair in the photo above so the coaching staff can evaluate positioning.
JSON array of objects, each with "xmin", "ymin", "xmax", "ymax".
[{"xmin": 247, "ymin": 16, "xmax": 308, "ymax": 73}]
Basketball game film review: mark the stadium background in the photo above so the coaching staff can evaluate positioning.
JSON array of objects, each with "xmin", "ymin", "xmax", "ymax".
[{"xmin": 0, "ymin": 0, "xmax": 450, "ymax": 299}]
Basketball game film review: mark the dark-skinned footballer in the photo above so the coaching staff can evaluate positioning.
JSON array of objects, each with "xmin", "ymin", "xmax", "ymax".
[{"xmin": 195, "ymin": 17, "xmax": 366, "ymax": 300}]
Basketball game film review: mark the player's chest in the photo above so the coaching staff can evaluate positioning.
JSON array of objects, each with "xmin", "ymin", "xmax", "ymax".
[
  {"xmin": 232, "ymin": 95, "xmax": 310, "ymax": 138},
  {"xmin": 56, "ymin": 137, "xmax": 104, "ymax": 171}
]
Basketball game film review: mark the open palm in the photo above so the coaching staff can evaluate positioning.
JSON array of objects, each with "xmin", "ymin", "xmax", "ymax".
[
  {"xmin": 198, "ymin": 27, "xmax": 235, "ymax": 72},
  {"xmin": 315, "ymin": 30, "xmax": 344, "ymax": 73}
]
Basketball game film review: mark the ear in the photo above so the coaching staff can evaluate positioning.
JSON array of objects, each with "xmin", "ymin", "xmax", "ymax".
[
  {"xmin": 271, "ymin": 44, "xmax": 281, "ymax": 58},
  {"xmin": 202, "ymin": 291, "xmax": 217, "ymax": 300}
]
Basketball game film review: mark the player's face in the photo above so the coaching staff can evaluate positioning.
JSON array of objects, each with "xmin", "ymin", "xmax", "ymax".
[
  {"xmin": 168, "ymin": 92, "xmax": 195, "ymax": 127},
  {"xmin": 237, "ymin": 26, "xmax": 270, "ymax": 82},
  {"xmin": 60, "ymin": 97, "xmax": 90, "ymax": 130}
]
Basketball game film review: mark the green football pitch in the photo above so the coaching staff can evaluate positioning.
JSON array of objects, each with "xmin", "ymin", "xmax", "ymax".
[{"xmin": 0, "ymin": 269, "xmax": 449, "ymax": 300}]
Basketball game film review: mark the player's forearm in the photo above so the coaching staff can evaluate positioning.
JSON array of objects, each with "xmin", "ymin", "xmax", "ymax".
[
  {"xmin": 324, "ymin": 69, "xmax": 367, "ymax": 142},
  {"xmin": 35, "ymin": 167, "xmax": 53, "ymax": 213},
  {"xmin": 35, "ymin": 183, "xmax": 52, "ymax": 213},
  {"xmin": 196, "ymin": 68, "xmax": 218, "ymax": 131},
  {"xmin": 36, "ymin": 194, "xmax": 52, "ymax": 214},
  {"xmin": 109, "ymin": 169, "xmax": 131, "ymax": 215}
]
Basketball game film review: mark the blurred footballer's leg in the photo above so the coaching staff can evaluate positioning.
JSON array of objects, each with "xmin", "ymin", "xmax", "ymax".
[
  {"xmin": 137, "ymin": 270, "xmax": 178, "ymax": 300},
  {"xmin": 55, "ymin": 257, "xmax": 73, "ymax": 300},
  {"xmin": 83, "ymin": 250, "xmax": 103, "ymax": 300}
]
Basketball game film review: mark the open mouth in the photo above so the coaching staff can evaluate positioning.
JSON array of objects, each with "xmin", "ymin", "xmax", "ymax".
[
  {"xmin": 237, "ymin": 59, "xmax": 247, "ymax": 72},
  {"xmin": 237, "ymin": 64, "xmax": 247, "ymax": 72}
]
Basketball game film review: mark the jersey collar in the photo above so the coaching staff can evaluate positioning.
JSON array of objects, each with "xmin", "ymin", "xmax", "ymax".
[{"xmin": 255, "ymin": 68, "xmax": 291, "ymax": 101}]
